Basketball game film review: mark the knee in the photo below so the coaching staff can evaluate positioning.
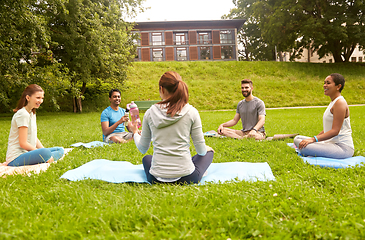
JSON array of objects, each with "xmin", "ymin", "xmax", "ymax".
[{"xmin": 293, "ymin": 136, "xmax": 302, "ymax": 147}]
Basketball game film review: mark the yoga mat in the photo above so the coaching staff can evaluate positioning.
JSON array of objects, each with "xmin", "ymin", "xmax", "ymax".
[
  {"xmin": 287, "ymin": 143, "xmax": 365, "ymax": 169},
  {"xmin": 0, "ymin": 148, "xmax": 73, "ymax": 177},
  {"xmin": 71, "ymin": 141, "xmax": 109, "ymax": 148},
  {"xmin": 60, "ymin": 159, "xmax": 275, "ymax": 184}
]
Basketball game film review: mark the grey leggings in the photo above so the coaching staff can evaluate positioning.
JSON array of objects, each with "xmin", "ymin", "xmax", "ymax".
[{"xmin": 294, "ymin": 135, "xmax": 354, "ymax": 159}]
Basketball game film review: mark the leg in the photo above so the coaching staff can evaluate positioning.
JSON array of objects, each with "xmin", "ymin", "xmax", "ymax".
[
  {"xmin": 142, "ymin": 155, "xmax": 160, "ymax": 184},
  {"xmin": 299, "ymin": 142, "xmax": 354, "ymax": 159},
  {"xmin": 248, "ymin": 131, "xmax": 266, "ymax": 140},
  {"xmin": 294, "ymin": 135, "xmax": 309, "ymax": 148},
  {"xmin": 48, "ymin": 147, "xmax": 65, "ymax": 161},
  {"xmin": 8, "ymin": 148, "xmax": 53, "ymax": 166},
  {"xmin": 177, "ymin": 151, "xmax": 214, "ymax": 184},
  {"xmin": 219, "ymin": 128, "xmax": 246, "ymax": 139},
  {"xmin": 294, "ymin": 136, "xmax": 354, "ymax": 159},
  {"xmin": 109, "ymin": 136, "xmax": 127, "ymax": 143}
]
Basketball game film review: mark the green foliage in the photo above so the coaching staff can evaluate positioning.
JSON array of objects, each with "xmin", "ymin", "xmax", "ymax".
[
  {"xmin": 229, "ymin": 0, "xmax": 365, "ymax": 62},
  {"xmin": 0, "ymin": 0, "xmax": 49, "ymax": 110},
  {"xmin": 0, "ymin": 0, "xmax": 143, "ymax": 113},
  {"xmin": 1, "ymin": 106, "xmax": 365, "ymax": 238}
]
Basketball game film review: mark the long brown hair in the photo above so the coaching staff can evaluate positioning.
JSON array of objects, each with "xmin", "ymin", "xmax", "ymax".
[
  {"xmin": 158, "ymin": 71, "xmax": 189, "ymax": 117},
  {"xmin": 14, "ymin": 84, "xmax": 44, "ymax": 114}
]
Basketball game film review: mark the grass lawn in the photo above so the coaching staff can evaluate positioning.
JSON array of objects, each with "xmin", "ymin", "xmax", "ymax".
[{"xmin": 1, "ymin": 106, "xmax": 365, "ymax": 239}]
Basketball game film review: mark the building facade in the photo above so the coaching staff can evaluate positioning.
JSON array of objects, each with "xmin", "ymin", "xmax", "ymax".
[
  {"xmin": 133, "ymin": 20, "xmax": 245, "ymax": 62},
  {"xmin": 283, "ymin": 46, "xmax": 365, "ymax": 63}
]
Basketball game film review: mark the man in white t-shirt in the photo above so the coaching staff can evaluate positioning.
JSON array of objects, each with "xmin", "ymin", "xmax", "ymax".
[
  {"xmin": 217, "ymin": 79, "xmax": 266, "ymax": 140},
  {"xmin": 100, "ymin": 89, "xmax": 133, "ymax": 143}
]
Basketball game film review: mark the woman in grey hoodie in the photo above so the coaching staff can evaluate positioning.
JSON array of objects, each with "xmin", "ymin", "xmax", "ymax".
[{"xmin": 129, "ymin": 71, "xmax": 214, "ymax": 184}]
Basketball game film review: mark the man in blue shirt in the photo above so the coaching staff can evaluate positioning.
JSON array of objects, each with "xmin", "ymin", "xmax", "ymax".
[{"xmin": 101, "ymin": 89, "xmax": 133, "ymax": 143}]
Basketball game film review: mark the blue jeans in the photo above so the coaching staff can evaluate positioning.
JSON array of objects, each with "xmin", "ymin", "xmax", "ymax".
[
  {"xmin": 142, "ymin": 151, "xmax": 214, "ymax": 184},
  {"xmin": 8, "ymin": 147, "xmax": 65, "ymax": 167}
]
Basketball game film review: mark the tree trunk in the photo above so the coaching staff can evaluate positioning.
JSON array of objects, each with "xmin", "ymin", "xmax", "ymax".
[
  {"xmin": 72, "ymin": 81, "xmax": 87, "ymax": 113},
  {"xmin": 332, "ymin": 52, "xmax": 344, "ymax": 63}
]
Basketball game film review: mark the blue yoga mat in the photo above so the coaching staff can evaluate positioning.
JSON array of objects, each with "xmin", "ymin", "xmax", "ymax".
[
  {"xmin": 287, "ymin": 143, "xmax": 365, "ymax": 168},
  {"xmin": 71, "ymin": 141, "xmax": 109, "ymax": 148},
  {"xmin": 60, "ymin": 159, "xmax": 275, "ymax": 185}
]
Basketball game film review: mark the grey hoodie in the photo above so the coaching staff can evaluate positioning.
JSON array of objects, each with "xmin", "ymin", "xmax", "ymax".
[{"xmin": 134, "ymin": 103, "xmax": 207, "ymax": 178}]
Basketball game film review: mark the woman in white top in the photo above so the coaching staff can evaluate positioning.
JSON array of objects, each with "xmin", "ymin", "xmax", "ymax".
[
  {"xmin": 294, "ymin": 73, "xmax": 354, "ymax": 159},
  {"xmin": 5, "ymin": 84, "xmax": 64, "ymax": 166},
  {"xmin": 129, "ymin": 71, "xmax": 214, "ymax": 184}
]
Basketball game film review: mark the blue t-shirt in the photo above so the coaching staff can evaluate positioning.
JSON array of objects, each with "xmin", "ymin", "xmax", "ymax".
[{"xmin": 100, "ymin": 106, "xmax": 126, "ymax": 140}]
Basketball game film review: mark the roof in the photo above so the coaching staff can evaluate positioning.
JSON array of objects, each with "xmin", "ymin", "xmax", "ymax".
[{"xmin": 133, "ymin": 19, "xmax": 246, "ymax": 31}]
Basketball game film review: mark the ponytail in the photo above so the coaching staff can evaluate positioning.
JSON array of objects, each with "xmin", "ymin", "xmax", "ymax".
[
  {"xmin": 14, "ymin": 84, "xmax": 44, "ymax": 114},
  {"xmin": 158, "ymin": 71, "xmax": 189, "ymax": 117}
]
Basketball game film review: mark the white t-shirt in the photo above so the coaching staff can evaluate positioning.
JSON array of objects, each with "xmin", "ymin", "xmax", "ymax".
[{"xmin": 6, "ymin": 108, "xmax": 37, "ymax": 163}]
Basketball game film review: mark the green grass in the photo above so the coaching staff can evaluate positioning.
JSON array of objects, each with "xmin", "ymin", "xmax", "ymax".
[
  {"xmin": 1, "ymin": 106, "xmax": 365, "ymax": 239},
  {"xmin": 120, "ymin": 61, "xmax": 365, "ymax": 110}
]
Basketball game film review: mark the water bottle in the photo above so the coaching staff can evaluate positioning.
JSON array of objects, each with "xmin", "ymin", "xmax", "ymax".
[{"xmin": 126, "ymin": 101, "xmax": 142, "ymax": 128}]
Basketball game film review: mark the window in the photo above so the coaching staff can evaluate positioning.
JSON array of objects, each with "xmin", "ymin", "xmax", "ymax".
[
  {"xmin": 175, "ymin": 33, "xmax": 186, "ymax": 45},
  {"xmin": 177, "ymin": 48, "xmax": 187, "ymax": 61},
  {"xmin": 221, "ymin": 46, "xmax": 233, "ymax": 59},
  {"xmin": 220, "ymin": 30, "xmax": 234, "ymax": 44},
  {"xmin": 351, "ymin": 57, "xmax": 356, "ymax": 62},
  {"xmin": 152, "ymin": 32, "xmax": 163, "ymax": 46},
  {"xmin": 198, "ymin": 32, "xmax": 210, "ymax": 44},
  {"xmin": 359, "ymin": 57, "xmax": 363, "ymax": 62},
  {"xmin": 200, "ymin": 47, "xmax": 210, "ymax": 60},
  {"xmin": 152, "ymin": 48, "xmax": 163, "ymax": 61}
]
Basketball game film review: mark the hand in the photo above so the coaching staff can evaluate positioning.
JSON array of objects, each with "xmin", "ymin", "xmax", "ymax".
[
  {"xmin": 120, "ymin": 115, "xmax": 129, "ymax": 124},
  {"xmin": 217, "ymin": 125, "xmax": 224, "ymax": 135},
  {"xmin": 206, "ymin": 145, "xmax": 215, "ymax": 152},
  {"xmin": 298, "ymin": 138, "xmax": 315, "ymax": 149},
  {"xmin": 128, "ymin": 120, "xmax": 139, "ymax": 134}
]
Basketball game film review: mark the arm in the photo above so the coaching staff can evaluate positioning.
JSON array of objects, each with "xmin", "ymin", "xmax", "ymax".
[
  {"xmin": 253, "ymin": 114, "xmax": 265, "ymax": 131},
  {"xmin": 191, "ymin": 110, "xmax": 207, "ymax": 156},
  {"xmin": 299, "ymin": 100, "xmax": 347, "ymax": 149},
  {"xmin": 217, "ymin": 113, "xmax": 241, "ymax": 134},
  {"xmin": 129, "ymin": 112, "xmax": 151, "ymax": 154},
  {"xmin": 101, "ymin": 115, "xmax": 129, "ymax": 136},
  {"xmin": 36, "ymin": 138, "xmax": 44, "ymax": 148},
  {"xmin": 18, "ymin": 127, "xmax": 37, "ymax": 151}
]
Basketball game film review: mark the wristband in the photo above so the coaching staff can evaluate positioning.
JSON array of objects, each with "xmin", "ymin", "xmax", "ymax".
[
  {"xmin": 252, "ymin": 128, "xmax": 258, "ymax": 132},
  {"xmin": 314, "ymin": 136, "xmax": 318, "ymax": 142}
]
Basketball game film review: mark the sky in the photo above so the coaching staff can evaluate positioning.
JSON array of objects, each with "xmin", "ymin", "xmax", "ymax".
[{"xmin": 128, "ymin": 0, "xmax": 236, "ymax": 22}]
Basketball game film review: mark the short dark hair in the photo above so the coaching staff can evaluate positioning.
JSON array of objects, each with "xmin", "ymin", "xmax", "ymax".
[
  {"xmin": 109, "ymin": 89, "xmax": 121, "ymax": 98},
  {"xmin": 241, "ymin": 79, "xmax": 253, "ymax": 86},
  {"xmin": 329, "ymin": 73, "xmax": 345, "ymax": 92}
]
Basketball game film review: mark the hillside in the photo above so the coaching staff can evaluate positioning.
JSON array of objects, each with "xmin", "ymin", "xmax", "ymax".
[{"xmin": 120, "ymin": 61, "xmax": 365, "ymax": 110}]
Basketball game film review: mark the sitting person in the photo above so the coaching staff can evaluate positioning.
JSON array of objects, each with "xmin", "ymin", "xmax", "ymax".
[
  {"xmin": 218, "ymin": 79, "xmax": 266, "ymax": 140},
  {"xmin": 101, "ymin": 89, "xmax": 133, "ymax": 143},
  {"xmin": 128, "ymin": 71, "xmax": 214, "ymax": 184},
  {"xmin": 5, "ymin": 84, "xmax": 64, "ymax": 166},
  {"xmin": 294, "ymin": 73, "xmax": 354, "ymax": 159}
]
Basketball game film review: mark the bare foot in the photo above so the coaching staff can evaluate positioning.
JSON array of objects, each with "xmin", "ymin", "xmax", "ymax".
[{"xmin": 46, "ymin": 157, "xmax": 54, "ymax": 163}]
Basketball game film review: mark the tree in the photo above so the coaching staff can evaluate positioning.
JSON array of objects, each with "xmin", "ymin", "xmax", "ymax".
[
  {"xmin": 0, "ymin": 0, "xmax": 49, "ymax": 110},
  {"xmin": 224, "ymin": 1, "xmax": 276, "ymax": 61},
  {"xmin": 230, "ymin": 0, "xmax": 365, "ymax": 62},
  {"xmin": 43, "ymin": 0, "xmax": 143, "ymax": 112}
]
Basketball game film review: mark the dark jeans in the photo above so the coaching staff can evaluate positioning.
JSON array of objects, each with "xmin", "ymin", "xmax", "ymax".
[{"xmin": 142, "ymin": 151, "xmax": 214, "ymax": 185}]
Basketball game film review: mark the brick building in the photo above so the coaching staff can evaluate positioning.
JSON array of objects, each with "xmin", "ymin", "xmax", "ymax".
[{"xmin": 133, "ymin": 19, "xmax": 245, "ymax": 62}]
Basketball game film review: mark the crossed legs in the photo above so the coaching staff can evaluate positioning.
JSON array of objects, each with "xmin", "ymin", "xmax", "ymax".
[{"xmin": 219, "ymin": 128, "xmax": 266, "ymax": 140}]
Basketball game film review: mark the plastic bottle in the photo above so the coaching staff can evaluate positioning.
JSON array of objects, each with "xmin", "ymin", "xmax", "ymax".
[{"xmin": 126, "ymin": 101, "xmax": 142, "ymax": 128}]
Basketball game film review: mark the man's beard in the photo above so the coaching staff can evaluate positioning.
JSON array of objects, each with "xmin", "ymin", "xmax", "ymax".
[{"xmin": 242, "ymin": 91, "xmax": 251, "ymax": 97}]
